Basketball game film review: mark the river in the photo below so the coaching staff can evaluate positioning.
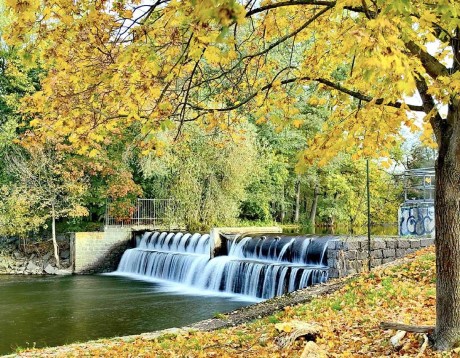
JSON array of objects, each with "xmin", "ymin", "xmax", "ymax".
[{"xmin": 0, "ymin": 275, "xmax": 252, "ymax": 355}]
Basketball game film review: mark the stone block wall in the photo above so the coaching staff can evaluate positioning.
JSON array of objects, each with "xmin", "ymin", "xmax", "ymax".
[
  {"xmin": 327, "ymin": 236, "xmax": 434, "ymax": 278},
  {"xmin": 72, "ymin": 228, "xmax": 132, "ymax": 274}
]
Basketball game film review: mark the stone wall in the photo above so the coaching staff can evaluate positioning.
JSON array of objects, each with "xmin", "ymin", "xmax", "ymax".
[
  {"xmin": 327, "ymin": 236, "xmax": 434, "ymax": 278},
  {"xmin": 0, "ymin": 236, "xmax": 72, "ymax": 275},
  {"xmin": 72, "ymin": 228, "xmax": 132, "ymax": 274}
]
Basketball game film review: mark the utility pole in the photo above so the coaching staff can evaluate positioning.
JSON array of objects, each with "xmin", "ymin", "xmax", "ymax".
[{"xmin": 367, "ymin": 159, "xmax": 371, "ymax": 271}]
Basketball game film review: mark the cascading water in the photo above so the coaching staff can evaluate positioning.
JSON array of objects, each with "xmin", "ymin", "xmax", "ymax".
[{"xmin": 115, "ymin": 231, "xmax": 331, "ymax": 300}]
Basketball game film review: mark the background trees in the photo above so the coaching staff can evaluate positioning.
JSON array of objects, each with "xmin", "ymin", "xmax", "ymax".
[
  {"xmin": 3, "ymin": 147, "xmax": 89, "ymax": 267},
  {"xmin": 141, "ymin": 123, "xmax": 258, "ymax": 230}
]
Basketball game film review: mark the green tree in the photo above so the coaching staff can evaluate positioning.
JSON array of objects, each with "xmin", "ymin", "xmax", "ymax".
[
  {"xmin": 4, "ymin": 146, "xmax": 89, "ymax": 267},
  {"xmin": 142, "ymin": 123, "xmax": 258, "ymax": 230}
]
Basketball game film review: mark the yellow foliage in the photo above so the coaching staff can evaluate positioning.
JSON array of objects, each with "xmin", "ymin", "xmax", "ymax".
[{"xmin": 2, "ymin": 0, "xmax": 456, "ymax": 166}]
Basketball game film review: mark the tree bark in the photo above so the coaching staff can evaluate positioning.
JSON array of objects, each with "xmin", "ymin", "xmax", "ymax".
[
  {"xmin": 280, "ymin": 205, "xmax": 285, "ymax": 223},
  {"xmin": 51, "ymin": 203, "xmax": 60, "ymax": 268},
  {"xmin": 294, "ymin": 177, "xmax": 301, "ymax": 223},
  {"xmin": 280, "ymin": 185, "xmax": 286, "ymax": 223},
  {"xmin": 433, "ymin": 103, "xmax": 460, "ymax": 350},
  {"xmin": 309, "ymin": 185, "xmax": 319, "ymax": 228}
]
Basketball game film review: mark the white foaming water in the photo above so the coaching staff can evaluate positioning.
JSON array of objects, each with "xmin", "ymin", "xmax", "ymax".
[{"xmin": 114, "ymin": 231, "xmax": 331, "ymax": 300}]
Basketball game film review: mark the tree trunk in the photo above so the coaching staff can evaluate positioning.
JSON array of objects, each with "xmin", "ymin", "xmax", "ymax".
[
  {"xmin": 433, "ymin": 103, "xmax": 460, "ymax": 350},
  {"xmin": 51, "ymin": 203, "xmax": 60, "ymax": 268},
  {"xmin": 294, "ymin": 177, "xmax": 301, "ymax": 223},
  {"xmin": 309, "ymin": 185, "xmax": 319, "ymax": 228},
  {"xmin": 280, "ymin": 185, "xmax": 286, "ymax": 223}
]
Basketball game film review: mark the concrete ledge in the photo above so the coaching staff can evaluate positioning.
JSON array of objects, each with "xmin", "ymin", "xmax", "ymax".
[{"xmin": 210, "ymin": 226, "xmax": 282, "ymax": 257}]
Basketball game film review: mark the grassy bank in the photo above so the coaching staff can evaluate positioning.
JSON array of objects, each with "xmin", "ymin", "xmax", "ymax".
[{"xmin": 13, "ymin": 247, "xmax": 446, "ymax": 357}]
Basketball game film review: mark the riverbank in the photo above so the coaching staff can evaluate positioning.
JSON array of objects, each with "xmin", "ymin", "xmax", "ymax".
[
  {"xmin": 7, "ymin": 246, "xmax": 445, "ymax": 357},
  {"xmin": 0, "ymin": 237, "xmax": 72, "ymax": 275}
]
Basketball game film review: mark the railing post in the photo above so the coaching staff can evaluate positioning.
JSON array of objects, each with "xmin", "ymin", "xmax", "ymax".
[{"xmin": 137, "ymin": 198, "xmax": 140, "ymax": 226}]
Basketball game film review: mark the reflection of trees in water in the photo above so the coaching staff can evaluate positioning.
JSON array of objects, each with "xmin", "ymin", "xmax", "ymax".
[{"xmin": 284, "ymin": 224, "xmax": 398, "ymax": 236}]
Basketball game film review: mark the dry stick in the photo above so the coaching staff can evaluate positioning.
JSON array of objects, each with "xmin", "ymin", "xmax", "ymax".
[
  {"xmin": 390, "ymin": 330, "xmax": 406, "ymax": 348},
  {"xmin": 380, "ymin": 322, "xmax": 435, "ymax": 333},
  {"xmin": 417, "ymin": 334, "xmax": 429, "ymax": 357}
]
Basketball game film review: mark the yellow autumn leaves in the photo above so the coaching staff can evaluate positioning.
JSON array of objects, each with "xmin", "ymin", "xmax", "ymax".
[{"xmin": 2, "ymin": 0, "xmax": 453, "ymax": 166}]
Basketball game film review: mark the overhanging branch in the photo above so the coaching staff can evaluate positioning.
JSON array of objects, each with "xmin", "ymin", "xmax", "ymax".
[
  {"xmin": 245, "ymin": 0, "xmax": 369, "ymax": 17},
  {"xmin": 188, "ymin": 76, "xmax": 425, "ymax": 112}
]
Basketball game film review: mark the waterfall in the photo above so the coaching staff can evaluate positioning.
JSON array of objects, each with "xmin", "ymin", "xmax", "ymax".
[{"xmin": 115, "ymin": 231, "xmax": 331, "ymax": 300}]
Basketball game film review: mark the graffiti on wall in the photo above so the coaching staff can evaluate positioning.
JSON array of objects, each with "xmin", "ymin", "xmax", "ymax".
[{"xmin": 399, "ymin": 205, "xmax": 435, "ymax": 236}]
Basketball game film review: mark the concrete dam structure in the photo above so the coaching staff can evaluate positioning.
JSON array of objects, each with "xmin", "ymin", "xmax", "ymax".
[
  {"xmin": 114, "ymin": 231, "xmax": 330, "ymax": 300},
  {"xmin": 71, "ymin": 227, "xmax": 434, "ymax": 301}
]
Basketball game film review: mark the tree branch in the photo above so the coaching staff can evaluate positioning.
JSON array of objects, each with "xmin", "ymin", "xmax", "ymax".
[
  {"xmin": 188, "ymin": 75, "xmax": 425, "ymax": 112},
  {"xmin": 245, "ymin": 0, "xmax": 368, "ymax": 17},
  {"xmin": 193, "ymin": 6, "xmax": 331, "ymax": 89},
  {"xmin": 380, "ymin": 322, "xmax": 434, "ymax": 333},
  {"xmin": 414, "ymin": 74, "xmax": 444, "ymax": 142},
  {"xmin": 405, "ymin": 40, "xmax": 449, "ymax": 79},
  {"xmin": 314, "ymin": 77, "xmax": 424, "ymax": 111}
]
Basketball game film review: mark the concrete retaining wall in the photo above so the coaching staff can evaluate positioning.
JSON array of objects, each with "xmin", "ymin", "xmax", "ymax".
[
  {"xmin": 71, "ymin": 228, "xmax": 132, "ymax": 274},
  {"xmin": 327, "ymin": 236, "xmax": 434, "ymax": 278},
  {"xmin": 210, "ymin": 226, "xmax": 282, "ymax": 257}
]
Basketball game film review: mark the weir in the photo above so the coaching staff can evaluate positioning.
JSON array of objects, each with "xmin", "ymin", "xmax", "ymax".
[{"xmin": 114, "ymin": 231, "xmax": 330, "ymax": 300}]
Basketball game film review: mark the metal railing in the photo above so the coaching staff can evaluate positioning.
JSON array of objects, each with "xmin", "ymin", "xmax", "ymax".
[
  {"xmin": 105, "ymin": 198, "xmax": 178, "ymax": 227},
  {"xmin": 403, "ymin": 167, "xmax": 435, "ymax": 204}
]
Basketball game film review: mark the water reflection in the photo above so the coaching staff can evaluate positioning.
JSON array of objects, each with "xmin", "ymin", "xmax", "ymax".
[{"xmin": 283, "ymin": 224, "xmax": 398, "ymax": 236}]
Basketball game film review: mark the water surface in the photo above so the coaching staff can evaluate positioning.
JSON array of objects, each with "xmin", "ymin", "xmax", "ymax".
[{"xmin": 0, "ymin": 275, "xmax": 251, "ymax": 355}]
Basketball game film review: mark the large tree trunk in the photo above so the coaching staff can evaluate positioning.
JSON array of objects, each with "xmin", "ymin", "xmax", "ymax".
[
  {"xmin": 433, "ymin": 104, "xmax": 460, "ymax": 350},
  {"xmin": 51, "ymin": 203, "xmax": 60, "ymax": 268},
  {"xmin": 294, "ymin": 177, "xmax": 301, "ymax": 223}
]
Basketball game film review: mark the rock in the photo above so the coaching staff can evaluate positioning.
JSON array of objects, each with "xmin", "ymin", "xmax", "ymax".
[
  {"xmin": 13, "ymin": 251, "xmax": 23, "ymax": 259},
  {"xmin": 27, "ymin": 261, "xmax": 39, "ymax": 271},
  {"xmin": 0, "ymin": 257, "xmax": 10, "ymax": 269},
  {"xmin": 44, "ymin": 264, "xmax": 57, "ymax": 274},
  {"xmin": 42, "ymin": 252, "xmax": 52, "ymax": 262},
  {"xmin": 60, "ymin": 250, "xmax": 70, "ymax": 259},
  {"xmin": 55, "ymin": 269, "xmax": 73, "ymax": 276},
  {"xmin": 45, "ymin": 257, "xmax": 57, "ymax": 267}
]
